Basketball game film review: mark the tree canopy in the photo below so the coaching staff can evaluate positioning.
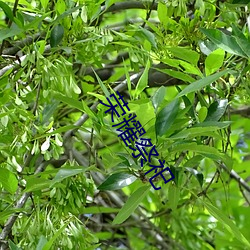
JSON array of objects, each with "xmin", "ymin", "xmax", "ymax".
[{"xmin": 0, "ymin": 0, "xmax": 250, "ymax": 249}]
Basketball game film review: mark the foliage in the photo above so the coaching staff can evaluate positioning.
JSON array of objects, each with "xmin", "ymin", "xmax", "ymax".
[{"xmin": 1, "ymin": 0, "xmax": 250, "ymax": 249}]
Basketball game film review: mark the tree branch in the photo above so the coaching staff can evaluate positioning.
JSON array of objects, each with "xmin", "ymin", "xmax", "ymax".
[
  {"xmin": 219, "ymin": 162, "xmax": 250, "ymax": 193},
  {"xmin": 0, "ymin": 45, "xmax": 50, "ymax": 78},
  {"xmin": 2, "ymin": 32, "xmax": 46, "ymax": 56}
]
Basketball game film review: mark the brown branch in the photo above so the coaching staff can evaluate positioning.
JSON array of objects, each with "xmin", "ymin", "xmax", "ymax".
[
  {"xmin": 142, "ymin": 0, "xmax": 156, "ymax": 28},
  {"xmin": 219, "ymin": 162, "xmax": 250, "ymax": 193},
  {"xmin": 2, "ymin": 32, "xmax": 46, "ymax": 56},
  {"xmin": 0, "ymin": 45, "xmax": 50, "ymax": 78}
]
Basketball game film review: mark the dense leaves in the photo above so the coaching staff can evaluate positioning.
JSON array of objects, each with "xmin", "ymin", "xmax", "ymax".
[{"xmin": 0, "ymin": 0, "xmax": 250, "ymax": 249}]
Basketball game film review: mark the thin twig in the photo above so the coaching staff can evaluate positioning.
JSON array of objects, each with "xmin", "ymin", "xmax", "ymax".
[
  {"xmin": 0, "ymin": 0, "xmax": 20, "ymax": 55},
  {"xmin": 32, "ymin": 80, "xmax": 42, "ymax": 115},
  {"xmin": 2, "ymin": 32, "xmax": 46, "ymax": 56},
  {"xmin": 141, "ymin": 0, "xmax": 156, "ymax": 28},
  {"xmin": 239, "ymin": 183, "xmax": 250, "ymax": 206},
  {"xmin": 219, "ymin": 162, "xmax": 250, "ymax": 193}
]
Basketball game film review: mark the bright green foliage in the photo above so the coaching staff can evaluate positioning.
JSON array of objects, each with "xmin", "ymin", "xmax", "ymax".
[{"xmin": 0, "ymin": 0, "xmax": 250, "ymax": 249}]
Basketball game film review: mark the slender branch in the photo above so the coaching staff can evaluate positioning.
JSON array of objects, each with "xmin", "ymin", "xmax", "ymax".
[
  {"xmin": 239, "ymin": 184, "xmax": 250, "ymax": 206},
  {"xmin": 0, "ymin": 54, "xmax": 26, "ymax": 77},
  {"xmin": 142, "ymin": 0, "xmax": 156, "ymax": 28},
  {"xmin": 32, "ymin": 80, "xmax": 42, "ymax": 115},
  {"xmin": 219, "ymin": 162, "xmax": 250, "ymax": 193},
  {"xmin": 0, "ymin": 45, "xmax": 51, "ymax": 78},
  {"xmin": 2, "ymin": 32, "xmax": 46, "ymax": 56}
]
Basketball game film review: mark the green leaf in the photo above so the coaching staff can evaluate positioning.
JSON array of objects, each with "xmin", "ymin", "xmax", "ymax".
[
  {"xmin": 98, "ymin": 173, "xmax": 137, "ymax": 191},
  {"xmin": 170, "ymin": 143, "xmax": 230, "ymax": 166},
  {"xmin": 176, "ymin": 70, "xmax": 231, "ymax": 98},
  {"xmin": 36, "ymin": 235, "xmax": 48, "ymax": 250},
  {"xmin": 200, "ymin": 28, "xmax": 247, "ymax": 58},
  {"xmin": 41, "ymin": 100, "xmax": 60, "ymax": 125},
  {"xmin": 51, "ymin": 166, "xmax": 86, "ymax": 186},
  {"xmin": 185, "ymin": 167, "xmax": 204, "ymax": 187},
  {"xmin": 53, "ymin": 92, "xmax": 84, "ymax": 112},
  {"xmin": 178, "ymin": 61, "xmax": 203, "ymax": 76},
  {"xmin": 170, "ymin": 126, "xmax": 220, "ymax": 139},
  {"xmin": 50, "ymin": 24, "xmax": 64, "ymax": 47},
  {"xmin": 40, "ymin": 0, "xmax": 49, "ymax": 9},
  {"xmin": 168, "ymin": 184, "xmax": 180, "ymax": 210},
  {"xmin": 155, "ymin": 99, "xmax": 179, "ymax": 137},
  {"xmin": 112, "ymin": 185, "xmax": 151, "ymax": 224},
  {"xmin": 24, "ymin": 177, "xmax": 51, "ymax": 192},
  {"xmin": 151, "ymin": 86, "xmax": 166, "ymax": 112},
  {"xmin": 205, "ymin": 49, "xmax": 225, "ymax": 75},
  {"xmin": 234, "ymin": 35, "xmax": 250, "ymax": 58},
  {"xmin": 42, "ymin": 223, "xmax": 69, "ymax": 250},
  {"xmin": 198, "ymin": 106, "xmax": 208, "ymax": 122},
  {"xmin": 134, "ymin": 59, "xmax": 151, "ymax": 98},
  {"xmin": 231, "ymin": 24, "xmax": 247, "ymax": 40},
  {"xmin": 53, "ymin": 5, "xmax": 83, "ymax": 24},
  {"xmin": 205, "ymin": 99, "xmax": 228, "ymax": 122},
  {"xmin": 0, "ymin": 26, "xmax": 23, "ymax": 42},
  {"xmin": 0, "ymin": 168, "xmax": 18, "ymax": 194},
  {"xmin": 193, "ymin": 121, "xmax": 231, "ymax": 129},
  {"xmin": 8, "ymin": 241, "xmax": 21, "ymax": 250},
  {"xmin": 156, "ymin": 68, "xmax": 195, "ymax": 83},
  {"xmin": 168, "ymin": 47, "xmax": 200, "ymax": 65},
  {"xmin": 94, "ymin": 70, "xmax": 110, "ymax": 97},
  {"xmin": 199, "ymin": 39, "xmax": 218, "ymax": 55},
  {"xmin": 0, "ymin": 209, "xmax": 23, "ymax": 223},
  {"xmin": 24, "ymin": 12, "xmax": 51, "ymax": 30},
  {"xmin": 138, "ymin": 27, "xmax": 157, "ymax": 48},
  {"xmin": 184, "ymin": 155, "xmax": 204, "ymax": 168},
  {"xmin": 0, "ymin": 1, "xmax": 14, "ymax": 21},
  {"xmin": 157, "ymin": 1, "xmax": 168, "ymax": 24},
  {"xmin": 203, "ymin": 201, "xmax": 250, "ymax": 248},
  {"xmin": 80, "ymin": 206, "xmax": 120, "ymax": 214}
]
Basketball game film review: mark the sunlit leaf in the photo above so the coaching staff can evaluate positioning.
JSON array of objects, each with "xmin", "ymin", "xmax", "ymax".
[
  {"xmin": 134, "ymin": 59, "xmax": 151, "ymax": 98},
  {"xmin": 168, "ymin": 47, "xmax": 200, "ymax": 65},
  {"xmin": 177, "ymin": 70, "xmax": 231, "ymax": 97},
  {"xmin": 51, "ymin": 166, "xmax": 86, "ymax": 186},
  {"xmin": 151, "ymin": 86, "xmax": 166, "ymax": 112},
  {"xmin": 36, "ymin": 236, "xmax": 48, "ymax": 250},
  {"xmin": 98, "ymin": 172, "xmax": 137, "ymax": 190},
  {"xmin": 205, "ymin": 99, "xmax": 228, "ymax": 122},
  {"xmin": 112, "ymin": 185, "xmax": 150, "ymax": 224},
  {"xmin": 200, "ymin": 28, "xmax": 247, "ymax": 58},
  {"xmin": 0, "ymin": 1, "xmax": 14, "ymax": 21},
  {"xmin": 168, "ymin": 184, "xmax": 180, "ymax": 210},
  {"xmin": 155, "ymin": 99, "xmax": 179, "ymax": 137},
  {"xmin": 0, "ymin": 168, "xmax": 18, "ymax": 194},
  {"xmin": 203, "ymin": 201, "xmax": 250, "ymax": 248},
  {"xmin": 205, "ymin": 49, "xmax": 225, "ymax": 75},
  {"xmin": 80, "ymin": 206, "xmax": 120, "ymax": 214}
]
